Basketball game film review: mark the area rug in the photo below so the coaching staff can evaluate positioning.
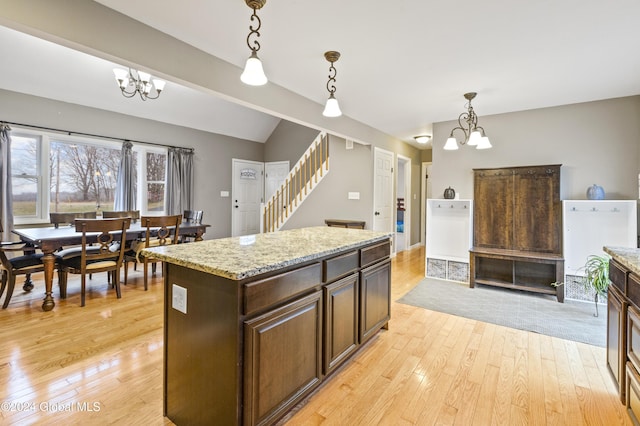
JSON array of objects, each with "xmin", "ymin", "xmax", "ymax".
[{"xmin": 397, "ymin": 278, "xmax": 606, "ymax": 347}]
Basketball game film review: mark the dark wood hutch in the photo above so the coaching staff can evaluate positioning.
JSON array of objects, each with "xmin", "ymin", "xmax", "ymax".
[{"xmin": 470, "ymin": 164, "xmax": 565, "ymax": 302}]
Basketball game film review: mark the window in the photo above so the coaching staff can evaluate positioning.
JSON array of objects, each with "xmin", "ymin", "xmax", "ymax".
[
  {"xmin": 137, "ymin": 149, "xmax": 167, "ymax": 213},
  {"xmin": 11, "ymin": 133, "xmax": 43, "ymax": 219},
  {"xmin": 10, "ymin": 128, "xmax": 168, "ymax": 224}
]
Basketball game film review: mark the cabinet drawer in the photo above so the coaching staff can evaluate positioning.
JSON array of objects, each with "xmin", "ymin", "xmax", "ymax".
[
  {"xmin": 610, "ymin": 260, "xmax": 628, "ymax": 294},
  {"xmin": 629, "ymin": 273, "xmax": 640, "ymax": 308},
  {"xmin": 626, "ymin": 362, "xmax": 640, "ymax": 426},
  {"xmin": 360, "ymin": 240, "xmax": 391, "ymax": 268},
  {"xmin": 243, "ymin": 263, "xmax": 321, "ymax": 316},
  {"xmin": 323, "ymin": 251, "xmax": 358, "ymax": 283}
]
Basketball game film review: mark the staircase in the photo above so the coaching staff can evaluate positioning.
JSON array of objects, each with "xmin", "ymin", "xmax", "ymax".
[{"xmin": 262, "ymin": 132, "xmax": 330, "ymax": 232}]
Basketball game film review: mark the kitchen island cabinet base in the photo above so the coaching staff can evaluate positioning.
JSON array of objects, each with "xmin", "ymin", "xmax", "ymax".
[{"xmin": 162, "ymin": 236, "xmax": 391, "ymax": 426}]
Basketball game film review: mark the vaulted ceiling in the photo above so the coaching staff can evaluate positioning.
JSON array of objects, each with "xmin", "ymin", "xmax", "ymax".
[{"xmin": 1, "ymin": 1, "xmax": 639, "ymax": 149}]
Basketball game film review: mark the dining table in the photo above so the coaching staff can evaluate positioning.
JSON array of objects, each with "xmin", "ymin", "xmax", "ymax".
[{"xmin": 12, "ymin": 220, "xmax": 209, "ymax": 311}]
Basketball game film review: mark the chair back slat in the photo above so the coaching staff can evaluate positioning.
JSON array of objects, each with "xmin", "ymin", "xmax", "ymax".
[
  {"xmin": 141, "ymin": 215, "xmax": 182, "ymax": 247},
  {"xmin": 102, "ymin": 210, "xmax": 140, "ymax": 222},
  {"xmin": 50, "ymin": 211, "xmax": 97, "ymax": 228}
]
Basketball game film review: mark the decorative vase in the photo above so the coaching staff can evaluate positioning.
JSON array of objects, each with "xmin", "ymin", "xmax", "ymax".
[
  {"xmin": 586, "ymin": 184, "xmax": 605, "ymax": 200},
  {"xmin": 443, "ymin": 186, "xmax": 456, "ymax": 199}
]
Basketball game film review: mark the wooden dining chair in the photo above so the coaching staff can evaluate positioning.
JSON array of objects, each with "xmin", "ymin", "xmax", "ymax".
[
  {"xmin": 124, "ymin": 214, "xmax": 181, "ymax": 290},
  {"xmin": 50, "ymin": 211, "xmax": 97, "ymax": 228},
  {"xmin": 0, "ymin": 220, "xmax": 49, "ymax": 309},
  {"xmin": 102, "ymin": 210, "xmax": 140, "ymax": 223},
  {"xmin": 57, "ymin": 217, "xmax": 131, "ymax": 307},
  {"xmin": 180, "ymin": 210, "xmax": 203, "ymax": 243}
]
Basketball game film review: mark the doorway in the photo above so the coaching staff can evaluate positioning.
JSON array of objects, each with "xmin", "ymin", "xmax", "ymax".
[
  {"xmin": 231, "ymin": 159, "xmax": 264, "ymax": 237},
  {"xmin": 373, "ymin": 147, "xmax": 394, "ymax": 235},
  {"xmin": 396, "ymin": 155, "xmax": 411, "ymax": 253}
]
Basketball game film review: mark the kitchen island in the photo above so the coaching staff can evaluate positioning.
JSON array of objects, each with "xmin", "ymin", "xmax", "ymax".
[
  {"xmin": 603, "ymin": 246, "xmax": 640, "ymax": 424},
  {"xmin": 143, "ymin": 227, "xmax": 392, "ymax": 426}
]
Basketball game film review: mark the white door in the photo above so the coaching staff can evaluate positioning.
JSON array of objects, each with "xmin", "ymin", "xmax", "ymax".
[
  {"xmin": 264, "ymin": 161, "xmax": 290, "ymax": 200},
  {"xmin": 373, "ymin": 148, "xmax": 394, "ymax": 233},
  {"xmin": 232, "ymin": 159, "xmax": 264, "ymax": 237}
]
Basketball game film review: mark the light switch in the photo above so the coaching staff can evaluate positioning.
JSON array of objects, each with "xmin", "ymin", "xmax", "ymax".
[
  {"xmin": 348, "ymin": 192, "xmax": 360, "ymax": 200},
  {"xmin": 220, "ymin": 191, "xmax": 230, "ymax": 197}
]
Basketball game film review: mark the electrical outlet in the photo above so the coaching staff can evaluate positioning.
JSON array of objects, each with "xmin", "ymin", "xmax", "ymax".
[{"xmin": 172, "ymin": 284, "xmax": 187, "ymax": 314}]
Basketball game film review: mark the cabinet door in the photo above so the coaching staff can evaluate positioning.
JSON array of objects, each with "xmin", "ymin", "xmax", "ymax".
[
  {"xmin": 244, "ymin": 291, "xmax": 322, "ymax": 426},
  {"xmin": 608, "ymin": 285, "xmax": 626, "ymax": 403},
  {"xmin": 512, "ymin": 166, "xmax": 561, "ymax": 253},
  {"xmin": 360, "ymin": 259, "xmax": 391, "ymax": 343},
  {"xmin": 473, "ymin": 169, "xmax": 513, "ymax": 249},
  {"xmin": 324, "ymin": 273, "xmax": 359, "ymax": 374}
]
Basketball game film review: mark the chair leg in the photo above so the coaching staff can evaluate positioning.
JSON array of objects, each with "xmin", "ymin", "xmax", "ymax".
[
  {"xmin": 152, "ymin": 262, "xmax": 157, "ymax": 276},
  {"xmin": 80, "ymin": 274, "xmax": 86, "ymax": 307},
  {"xmin": 124, "ymin": 260, "xmax": 128, "ymax": 285},
  {"xmin": 23, "ymin": 273, "xmax": 34, "ymax": 292},
  {"xmin": 114, "ymin": 269, "xmax": 122, "ymax": 299},
  {"xmin": 58, "ymin": 270, "xmax": 68, "ymax": 299},
  {"xmin": 0, "ymin": 271, "xmax": 7, "ymax": 300},
  {"xmin": 143, "ymin": 258, "xmax": 148, "ymax": 291},
  {"xmin": 2, "ymin": 275, "xmax": 16, "ymax": 309}
]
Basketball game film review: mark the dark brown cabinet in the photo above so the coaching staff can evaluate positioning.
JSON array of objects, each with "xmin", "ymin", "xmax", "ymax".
[
  {"xmin": 324, "ymin": 273, "xmax": 359, "ymax": 374},
  {"xmin": 608, "ymin": 284, "xmax": 627, "ymax": 402},
  {"xmin": 244, "ymin": 291, "xmax": 323, "ymax": 426},
  {"xmin": 360, "ymin": 259, "xmax": 391, "ymax": 343},
  {"xmin": 470, "ymin": 165, "xmax": 564, "ymax": 301},
  {"xmin": 607, "ymin": 255, "xmax": 640, "ymax": 423},
  {"xmin": 163, "ymin": 236, "xmax": 391, "ymax": 426}
]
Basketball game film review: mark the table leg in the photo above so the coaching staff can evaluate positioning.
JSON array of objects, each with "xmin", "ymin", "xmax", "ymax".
[
  {"xmin": 195, "ymin": 227, "xmax": 204, "ymax": 242},
  {"xmin": 41, "ymin": 252, "xmax": 56, "ymax": 311}
]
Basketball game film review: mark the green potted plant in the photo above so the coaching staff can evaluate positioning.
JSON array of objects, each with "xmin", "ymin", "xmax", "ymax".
[{"xmin": 581, "ymin": 254, "xmax": 611, "ymax": 317}]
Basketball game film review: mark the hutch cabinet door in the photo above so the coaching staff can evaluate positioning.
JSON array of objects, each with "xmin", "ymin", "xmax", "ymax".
[
  {"xmin": 512, "ymin": 165, "xmax": 561, "ymax": 253},
  {"xmin": 473, "ymin": 169, "xmax": 513, "ymax": 249}
]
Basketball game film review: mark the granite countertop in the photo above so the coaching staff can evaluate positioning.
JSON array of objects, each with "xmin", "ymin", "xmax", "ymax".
[
  {"xmin": 604, "ymin": 246, "xmax": 640, "ymax": 276},
  {"xmin": 141, "ymin": 226, "xmax": 392, "ymax": 280}
]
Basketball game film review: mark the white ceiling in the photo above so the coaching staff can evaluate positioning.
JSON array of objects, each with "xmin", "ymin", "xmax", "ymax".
[{"xmin": 2, "ymin": 1, "xmax": 640, "ymax": 149}]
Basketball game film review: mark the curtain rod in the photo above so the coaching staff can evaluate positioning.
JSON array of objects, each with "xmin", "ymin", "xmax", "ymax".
[{"xmin": 1, "ymin": 120, "xmax": 194, "ymax": 152}]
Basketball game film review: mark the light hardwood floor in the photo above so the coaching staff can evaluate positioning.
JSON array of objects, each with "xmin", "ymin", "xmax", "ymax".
[{"xmin": 0, "ymin": 246, "xmax": 630, "ymax": 425}]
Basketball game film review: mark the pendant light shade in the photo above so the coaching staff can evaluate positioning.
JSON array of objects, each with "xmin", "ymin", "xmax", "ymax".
[
  {"xmin": 323, "ymin": 94, "xmax": 342, "ymax": 117},
  {"xmin": 241, "ymin": 51, "xmax": 268, "ymax": 86}
]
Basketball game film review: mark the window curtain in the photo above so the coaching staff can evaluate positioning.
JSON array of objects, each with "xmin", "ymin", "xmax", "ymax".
[
  {"xmin": 166, "ymin": 148, "xmax": 194, "ymax": 215},
  {"xmin": 0, "ymin": 124, "xmax": 14, "ymax": 240},
  {"xmin": 113, "ymin": 141, "xmax": 136, "ymax": 211}
]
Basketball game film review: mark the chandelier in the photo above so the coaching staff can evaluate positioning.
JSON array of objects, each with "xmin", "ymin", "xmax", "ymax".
[
  {"xmin": 322, "ymin": 51, "xmax": 342, "ymax": 117},
  {"xmin": 113, "ymin": 68, "xmax": 166, "ymax": 101},
  {"xmin": 444, "ymin": 92, "xmax": 492, "ymax": 150},
  {"xmin": 240, "ymin": 0, "xmax": 268, "ymax": 86}
]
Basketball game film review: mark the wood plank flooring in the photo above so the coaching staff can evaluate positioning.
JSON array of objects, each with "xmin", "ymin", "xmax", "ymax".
[{"xmin": 0, "ymin": 246, "xmax": 630, "ymax": 425}]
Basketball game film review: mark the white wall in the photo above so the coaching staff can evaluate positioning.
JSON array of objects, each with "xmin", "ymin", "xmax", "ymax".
[{"xmin": 431, "ymin": 96, "xmax": 640, "ymax": 201}]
